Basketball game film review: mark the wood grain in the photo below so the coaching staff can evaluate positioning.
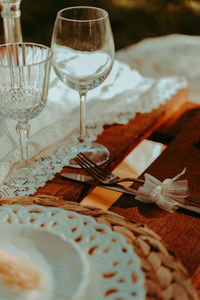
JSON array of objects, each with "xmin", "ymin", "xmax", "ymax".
[{"xmin": 111, "ymin": 108, "xmax": 200, "ymax": 277}]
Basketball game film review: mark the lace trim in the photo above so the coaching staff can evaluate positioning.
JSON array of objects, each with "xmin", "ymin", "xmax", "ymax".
[{"xmin": 0, "ymin": 61, "xmax": 187, "ymax": 197}]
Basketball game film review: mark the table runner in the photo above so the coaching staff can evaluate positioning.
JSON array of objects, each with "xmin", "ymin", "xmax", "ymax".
[
  {"xmin": 0, "ymin": 60, "xmax": 186, "ymax": 197},
  {"xmin": 0, "ymin": 194, "xmax": 197, "ymax": 300}
]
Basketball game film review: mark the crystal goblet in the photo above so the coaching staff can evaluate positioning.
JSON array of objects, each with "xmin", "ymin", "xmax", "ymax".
[{"xmin": 0, "ymin": 42, "xmax": 52, "ymax": 184}]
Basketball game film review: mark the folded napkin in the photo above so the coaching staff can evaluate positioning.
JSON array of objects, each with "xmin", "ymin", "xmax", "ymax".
[{"xmin": 0, "ymin": 60, "xmax": 187, "ymax": 197}]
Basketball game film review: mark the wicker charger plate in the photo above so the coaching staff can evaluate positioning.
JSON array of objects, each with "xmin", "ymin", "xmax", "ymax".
[{"xmin": 0, "ymin": 195, "xmax": 198, "ymax": 300}]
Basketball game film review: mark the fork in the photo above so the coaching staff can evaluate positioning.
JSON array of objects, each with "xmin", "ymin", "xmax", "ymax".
[
  {"xmin": 74, "ymin": 152, "xmax": 144, "ymax": 185},
  {"xmin": 74, "ymin": 153, "xmax": 200, "ymax": 206}
]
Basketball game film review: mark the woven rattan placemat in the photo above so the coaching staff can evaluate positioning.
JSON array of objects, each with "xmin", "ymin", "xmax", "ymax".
[{"xmin": 0, "ymin": 194, "xmax": 198, "ymax": 300}]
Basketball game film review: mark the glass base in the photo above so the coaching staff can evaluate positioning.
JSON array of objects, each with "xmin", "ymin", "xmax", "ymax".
[
  {"xmin": 6, "ymin": 161, "xmax": 38, "ymax": 188},
  {"xmin": 68, "ymin": 142, "xmax": 109, "ymax": 168}
]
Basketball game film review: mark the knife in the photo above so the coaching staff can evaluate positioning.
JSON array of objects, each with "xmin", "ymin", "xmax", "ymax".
[
  {"xmin": 61, "ymin": 172, "xmax": 138, "ymax": 195},
  {"xmin": 60, "ymin": 172, "xmax": 200, "ymax": 214}
]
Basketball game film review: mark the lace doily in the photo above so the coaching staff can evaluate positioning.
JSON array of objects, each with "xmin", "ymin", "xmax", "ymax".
[
  {"xmin": 0, "ymin": 60, "xmax": 187, "ymax": 197},
  {"xmin": 0, "ymin": 204, "xmax": 145, "ymax": 300}
]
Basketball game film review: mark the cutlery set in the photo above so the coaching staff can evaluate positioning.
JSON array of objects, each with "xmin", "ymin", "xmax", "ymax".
[
  {"xmin": 61, "ymin": 172, "xmax": 139, "ymax": 195},
  {"xmin": 61, "ymin": 153, "xmax": 200, "ymax": 215}
]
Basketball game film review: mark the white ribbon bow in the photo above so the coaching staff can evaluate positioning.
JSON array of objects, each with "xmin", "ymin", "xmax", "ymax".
[{"xmin": 135, "ymin": 168, "xmax": 189, "ymax": 212}]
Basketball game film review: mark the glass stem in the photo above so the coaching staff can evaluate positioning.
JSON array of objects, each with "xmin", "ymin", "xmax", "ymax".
[
  {"xmin": 16, "ymin": 121, "xmax": 30, "ymax": 163},
  {"xmin": 0, "ymin": 0, "xmax": 23, "ymax": 43},
  {"xmin": 79, "ymin": 92, "xmax": 87, "ymax": 143},
  {"xmin": 3, "ymin": 17, "xmax": 22, "ymax": 43}
]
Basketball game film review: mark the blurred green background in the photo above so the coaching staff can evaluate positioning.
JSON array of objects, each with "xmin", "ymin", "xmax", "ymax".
[{"xmin": 1, "ymin": 0, "xmax": 200, "ymax": 50}]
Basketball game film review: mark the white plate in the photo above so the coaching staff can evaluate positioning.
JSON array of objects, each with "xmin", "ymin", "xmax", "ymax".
[
  {"xmin": 0, "ymin": 205, "xmax": 145, "ymax": 300},
  {"xmin": 0, "ymin": 226, "xmax": 89, "ymax": 300}
]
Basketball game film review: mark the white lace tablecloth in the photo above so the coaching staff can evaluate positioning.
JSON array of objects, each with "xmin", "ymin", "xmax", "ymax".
[
  {"xmin": 116, "ymin": 33, "xmax": 200, "ymax": 103},
  {"xmin": 0, "ymin": 59, "xmax": 186, "ymax": 197}
]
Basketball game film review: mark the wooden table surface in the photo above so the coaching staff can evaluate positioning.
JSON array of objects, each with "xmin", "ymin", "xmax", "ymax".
[
  {"xmin": 35, "ymin": 88, "xmax": 200, "ymax": 294},
  {"xmin": 111, "ymin": 106, "xmax": 200, "ymax": 288}
]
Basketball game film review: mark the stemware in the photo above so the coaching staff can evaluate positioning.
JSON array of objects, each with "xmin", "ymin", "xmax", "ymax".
[
  {"xmin": 0, "ymin": 42, "xmax": 52, "ymax": 183},
  {"xmin": 51, "ymin": 6, "xmax": 115, "ymax": 166}
]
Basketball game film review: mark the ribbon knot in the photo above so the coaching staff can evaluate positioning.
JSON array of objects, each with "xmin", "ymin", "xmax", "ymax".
[{"xmin": 135, "ymin": 168, "xmax": 189, "ymax": 212}]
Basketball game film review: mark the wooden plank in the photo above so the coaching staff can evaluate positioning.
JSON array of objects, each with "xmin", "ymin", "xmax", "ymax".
[
  {"xmin": 150, "ymin": 102, "xmax": 200, "ymax": 144},
  {"xmin": 110, "ymin": 108, "xmax": 200, "ymax": 276},
  {"xmin": 35, "ymin": 89, "xmax": 187, "ymax": 200}
]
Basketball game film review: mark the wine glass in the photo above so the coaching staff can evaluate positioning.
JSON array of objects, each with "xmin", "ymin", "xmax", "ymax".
[
  {"xmin": 0, "ymin": 42, "xmax": 52, "ymax": 183},
  {"xmin": 51, "ymin": 6, "xmax": 115, "ymax": 166}
]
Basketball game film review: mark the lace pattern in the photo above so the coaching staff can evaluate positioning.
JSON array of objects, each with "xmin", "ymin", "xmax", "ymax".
[
  {"xmin": 116, "ymin": 34, "xmax": 199, "ymax": 102},
  {"xmin": 0, "ymin": 60, "xmax": 187, "ymax": 197}
]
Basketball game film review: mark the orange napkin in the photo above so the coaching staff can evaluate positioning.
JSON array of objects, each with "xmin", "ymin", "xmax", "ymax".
[{"xmin": 81, "ymin": 139, "xmax": 166, "ymax": 210}]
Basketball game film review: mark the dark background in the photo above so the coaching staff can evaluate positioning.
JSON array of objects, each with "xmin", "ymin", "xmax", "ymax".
[{"xmin": 1, "ymin": 0, "xmax": 200, "ymax": 50}]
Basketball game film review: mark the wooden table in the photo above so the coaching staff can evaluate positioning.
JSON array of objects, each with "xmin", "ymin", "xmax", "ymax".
[{"xmin": 35, "ymin": 88, "xmax": 200, "ymax": 295}]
